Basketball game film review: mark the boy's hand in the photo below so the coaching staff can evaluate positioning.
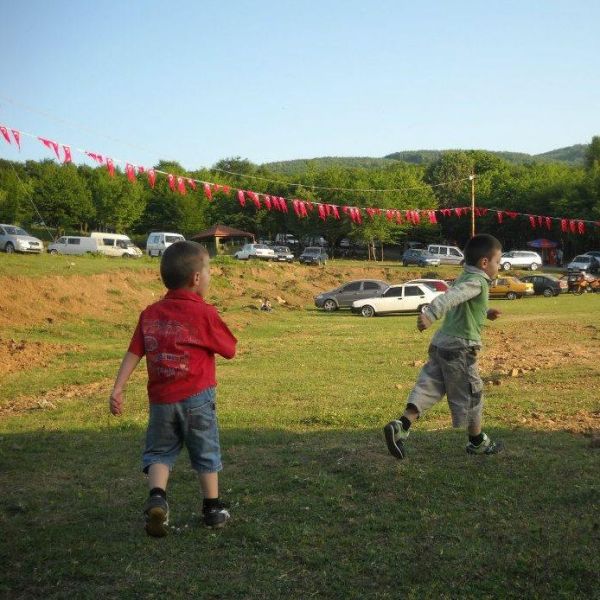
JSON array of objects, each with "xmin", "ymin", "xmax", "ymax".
[
  {"xmin": 417, "ymin": 313, "xmax": 433, "ymax": 331},
  {"xmin": 487, "ymin": 308, "xmax": 501, "ymax": 321},
  {"xmin": 109, "ymin": 389, "xmax": 124, "ymax": 416}
]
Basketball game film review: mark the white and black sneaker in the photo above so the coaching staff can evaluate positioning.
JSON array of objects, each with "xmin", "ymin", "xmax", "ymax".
[
  {"xmin": 144, "ymin": 494, "xmax": 169, "ymax": 537},
  {"xmin": 203, "ymin": 501, "xmax": 231, "ymax": 529},
  {"xmin": 384, "ymin": 419, "xmax": 409, "ymax": 459}
]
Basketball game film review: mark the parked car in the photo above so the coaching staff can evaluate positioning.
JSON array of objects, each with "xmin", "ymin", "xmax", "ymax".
[
  {"xmin": 402, "ymin": 248, "xmax": 441, "ymax": 267},
  {"xmin": 48, "ymin": 236, "xmax": 100, "ymax": 255},
  {"xmin": 0, "ymin": 224, "xmax": 44, "ymax": 254},
  {"xmin": 499, "ymin": 250, "xmax": 542, "ymax": 271},
  {"xmin": 299, "ymin": 246, "xmax": 328, "ymax": 265},
  {"xmin": 314, "ymin": 279, "xmax": 389, "ymax": 311},
  {"xmin": 273, "ymin": 246, "xmax": 294, "ymax": 262},
  {"xmin": 146, "ymin": 232, "xmax": 185, "ymax": 257},
  {"xmin": 583, "ymin": 250, "xmax": 600, "ymax": 262},
  {"xmin": 427, "ymin": 244, "xmax": 464, "ymax": 265},
  {"xmin": 275, "ymin": 233, "xmax": 299, "ymax": 246},
  {"xmin": 90, "ymin": 232, "xmax": 143, "ymax": 258},
  {"xmin": 520, "ymin": 274, "xmax": 568, "ymax": 297},
  {"xmin": 406, "ymin": 278, "xmax": 450, "ymax": 292},
  {"xmin": 490, "ymin": 276, "xmax": 534, "ymax": 300},
  {"xmin": 351, "ymin": 283, "xmax": 442, "ymax": 317},
  {"xmin": 234, "ymin": 243, "xmax": 276, "ymax": 260},
  {"xmin": 566, "ymin": 254, "xmax": 599, "ymax": 274}
]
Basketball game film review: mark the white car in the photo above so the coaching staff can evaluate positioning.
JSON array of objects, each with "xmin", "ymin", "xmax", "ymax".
[
  {"xmin": 351, "ymin": 283, "xmax": 443, "ymax": 317},
  {"xmin": 48, "ymin": 236, "xmax": 100, "ymax": 255},
  {"xmin": 500, "ymin": 251, "xmax": 542, "ymax": 271},
  {"xmin": 90, "ymin": 232, "xmax": 143, "ymax": 258},
  {"xmin": 234, "ymin": 243, "xmax": 276, "ymax": 261},
  {"xmin": 146, "ymin": 232, "xmax": 185, "ymax": 257},
  {"xmin": 0, "ymin": 224, "xmax": 44, "ymax": 254}
]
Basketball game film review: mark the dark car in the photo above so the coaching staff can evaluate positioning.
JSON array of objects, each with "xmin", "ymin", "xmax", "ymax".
[
  {"xmin": 520, "ymin": 274, "xmax": 568, "ymax": 297},
  {"xmin": 314, "ymin": 279, "xmax": 389, "ymax": 311},
  {"xmin": 273, "ymin": 246, "xmax": 294, "ymax": 262},
  {"xmin": 299, "ymin": 246, "xmax": 328, "ymax": 265},
  {"xmin": 401, "ymin": 248, "xmax": 441, "ymax": 267}
]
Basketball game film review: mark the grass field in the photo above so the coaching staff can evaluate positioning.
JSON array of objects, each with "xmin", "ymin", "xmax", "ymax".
[{"xmin": 0, "ymin": 254, "xmax": 599, "ymax": 599}]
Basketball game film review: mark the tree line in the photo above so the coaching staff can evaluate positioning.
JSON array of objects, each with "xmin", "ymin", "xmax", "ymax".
[{"xmin": 0, "ymin": 137, "xmax": 599, "ymax": 255}]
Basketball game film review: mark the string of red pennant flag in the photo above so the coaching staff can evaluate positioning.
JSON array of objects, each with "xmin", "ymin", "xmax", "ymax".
[{"xmin": 1, "ymin": 121, "xmax": 599, "ymax": 234}]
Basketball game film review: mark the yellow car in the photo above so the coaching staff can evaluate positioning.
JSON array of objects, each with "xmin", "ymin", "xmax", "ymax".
[{"xmin": 490, "ymin": 276, "xmax": 534, "ymax": 300}]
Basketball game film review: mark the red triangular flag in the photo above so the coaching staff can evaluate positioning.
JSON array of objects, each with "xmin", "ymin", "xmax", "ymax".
[
  {"xmin": 177, "ymin": 176, "xmax": 186, "ymax": 195},
  {"xmin": 264, "ymin": 195, "xmax": 272, "ymax": 211},
  {"xmin": 561, "ymin": 219, "xmax": 567, "ymax": 232},
  {"xmin": 39, "ymin": 137, "xmax": 60, "ymax": 160},
  {"xmin": 545, "ymin": 217, "xmax": 551, "ymax": 230},
  {"xmin": 497, "ymin": 211, "xmax": 504, "ymax": 224},
  {"xmin": 318, "ymin": 204, "xmax": 326, "ymax": 220},
  {"xmin": 0, "ymin": 125, "xmax": 10, "ymax": 144},
  {"xmin": 569, "ymin": 220, "xmax": 576, "ymax": 233},
  {"xmin": 167, "ymin": 174, "xmax": 175, "ymax": 191},
  {"xmin": 86, "ymin": 151, "xmax": 104, "ymax": 164},
  {"xmin": 428, "ymin": 210, "xmax": 437, "ymax": 224},
  {"xmin": 577, "ymin": 221, "xmax": 585, "ymax": 235},
  {"xmin": 11, "ymin": 129, "xmax": 21, "ymax": 150},
  {"xmin": 147, "ymin": 169, "xmax": 156, "ymax": 189},
  {"xmin": 138, "ymin": 165, "xmax": 145, "ymax": 173},
  {"xmin": 62, "ymin": 145, "xmax": 72, "ymax": 163},
  {"xmin": 187, "ymin": 178, "xmax": 196, "ymax": 190},
  {"xmin": 537, "ymin": 216, "xmax": 543, "ymax": 227},
  {"xmin": 506, "ymin": 211, "xmax": 518, "ymax": 219},
  {"xmin": 237, "ymin": 190, "xmax": 246, "ymax": 207},
  {"xmin": 529, "ymin": 216, "xmax": 536, "ymax": 228},
  {"xmin": 106, "ymin": 158, "xmax": 115, "ymax": 177},
  {"xmin": 203, "ymin": 183, "xmax": 212, "ymax": 200}
]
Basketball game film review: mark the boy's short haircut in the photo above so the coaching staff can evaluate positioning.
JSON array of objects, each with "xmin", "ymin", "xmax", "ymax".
[
  {"xmin": 464, "ymin": 234, "xmax": 502, "ymax": 266},
  {"xmin": 160, "ymin": 241, "xmax": 209, "ymax": 289}
]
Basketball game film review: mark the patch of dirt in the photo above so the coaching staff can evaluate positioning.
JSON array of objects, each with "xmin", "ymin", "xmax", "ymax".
[
  {"xmin": 0, "ymin": 338, "xmax": 78, "ymax": 378},
  {"xmin": 517, "ymin": 409, "xmax": 600, "ymax": 435},
  {"xmin": 0, "ymin": 380, "xmax": 110, "ymax": 417},
  {"xmin": 479, "ymin": 321, "xmax": 599, "ymax": 379}
]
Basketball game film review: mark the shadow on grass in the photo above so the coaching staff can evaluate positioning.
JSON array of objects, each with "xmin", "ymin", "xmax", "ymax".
[{"xmin": 0, "ymin": 425, "xmax": 598, "ymax": 599}]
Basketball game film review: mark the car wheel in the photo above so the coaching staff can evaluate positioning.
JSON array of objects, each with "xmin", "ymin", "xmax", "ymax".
[
  {"xmin": 506, "ymin": 292, "xmax": 517, "ymax": 300},
  {"xmin": 323, "ymin": 299, "xmax": 337, "ymax": 312},
  {"xmin": 542, "ymin": 288, "xmax": 553, "ymax": 297},
  {"xmin": 418, "ymin": 304, "xmax": 430, "ymax": 314},
  {"xmin": 49, "ymin": 249, "xmax": 58, "ymax": 255},
  {"xmin": 5, "ymin": 243, "xmax": 14, "ymax": 254},
  {"xmin": 122, "ymin": 254, "xmax": 131, "ymax": 258},
  {"xmin": 158, "ymin": 251, "xmax": 163, "ymax": 257},
  {"xmin": 502, "ymin": 262, "xmax": 511, "ymax": 271},
  {"xmin": 530, "ymin": 263, "xmax": 539, "ymax": 271},
  {"xmin": 361, "ymin": 305, "xmax": 375, "ymax": 318},
  {"xmin": 402, "ymin": 261, "xmax": 409, "ymax": 267}
]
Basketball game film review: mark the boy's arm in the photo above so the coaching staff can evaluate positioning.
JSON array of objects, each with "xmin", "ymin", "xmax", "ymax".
[
  {"xmin": 110, "ymin": 351, "xmax": 142, "ymax": 415},
  {"xmin": 205, "ymin": 309, "xmax": 237, "ymax": 359},
  {"xmin": 419, "ymin": 279, "xmax": 483, "ymax": 330}
]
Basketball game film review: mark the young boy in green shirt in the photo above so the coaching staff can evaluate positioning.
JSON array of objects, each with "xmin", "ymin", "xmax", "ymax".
[{"xmin": 384, "ymin": 234, "xmax": 504, "ymax": 458}]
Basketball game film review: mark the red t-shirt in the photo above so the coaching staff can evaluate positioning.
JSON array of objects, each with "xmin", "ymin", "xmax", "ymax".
[{"xmin": 128, "ymin": 289, "xmax": 237, "ymax": 404}]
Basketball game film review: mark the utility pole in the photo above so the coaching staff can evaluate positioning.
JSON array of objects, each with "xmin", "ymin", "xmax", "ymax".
[{"xmin": 470, "ymin": 172, "xmax": 476, "ymax": 237}]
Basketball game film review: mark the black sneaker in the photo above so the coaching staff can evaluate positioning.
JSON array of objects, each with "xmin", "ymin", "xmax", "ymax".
[
  {"xmin": 466, "ymin": 433, "xmax": 504, "ymax": 455},
  {"xmin": 384, "ymin": 419, "xmax": 409, "ymax": 459},
  {"xmin": 144, "ymin": 494, "xmax": 169, "ymax": 537},
  {"xmin": 203, "ymin": 501, "xmax": 230, "ymax": 529}
]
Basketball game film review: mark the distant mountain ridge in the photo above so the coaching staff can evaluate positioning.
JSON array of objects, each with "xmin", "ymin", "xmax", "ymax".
[{"xmin": 262, "ymin": 144, "xmax": 588, "ymax": 175}]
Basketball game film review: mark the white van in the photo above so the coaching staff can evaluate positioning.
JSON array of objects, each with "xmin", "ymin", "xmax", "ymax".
[
  {"xmin": 90, "ymin": 232, "xmax": 143, "ymax": 258},
  {"xmin": 48, "ymin": 236, "xmax": 100, "ymax": 255},
  {"xmin": 427, "ymin": 244, "xmax": 465, "ymax": 265},
  {"xmin": 146, "ymin": 232, "xmax": 185, "ymax": 257}
]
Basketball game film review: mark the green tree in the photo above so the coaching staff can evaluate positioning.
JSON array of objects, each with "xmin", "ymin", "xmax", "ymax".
[{"xmin": 584, "ymin": 135, "xmax": 600, "ymax": 170}]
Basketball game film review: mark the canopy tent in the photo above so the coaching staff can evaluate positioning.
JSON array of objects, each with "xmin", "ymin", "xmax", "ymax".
[{"xmin": 527, "ymin": 239, "xmax": 558, "ymax": 249}]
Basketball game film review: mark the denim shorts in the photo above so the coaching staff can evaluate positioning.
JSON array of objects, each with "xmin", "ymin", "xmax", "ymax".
[{"xmin": 142, "ymin": 387, "xmax": 222, "ymax": 474}]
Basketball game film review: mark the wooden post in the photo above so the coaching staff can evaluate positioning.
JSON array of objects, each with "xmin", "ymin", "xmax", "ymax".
[{"xmin": 470, "ymin": 172, "xmax": 476, "ymax": 237}]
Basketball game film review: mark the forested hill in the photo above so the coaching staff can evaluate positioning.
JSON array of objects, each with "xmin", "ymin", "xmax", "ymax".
[{"xmin": 263, "ymin": 144, "xmax": 588, "ymax": 175}]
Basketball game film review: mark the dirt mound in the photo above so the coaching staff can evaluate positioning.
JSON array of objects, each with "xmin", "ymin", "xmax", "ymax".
[
  {"xmin": 0, "ymin": 270, "xmax": 161, "ymax": 327},
  {"xmin": 0, "ymin": 338, "xmax": 76, "ymax": 378}
]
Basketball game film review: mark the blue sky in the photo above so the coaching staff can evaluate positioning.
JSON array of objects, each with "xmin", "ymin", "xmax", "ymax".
[{"xmin": 1, "ymin": 0, "xmax": 599, "ymax": 171}]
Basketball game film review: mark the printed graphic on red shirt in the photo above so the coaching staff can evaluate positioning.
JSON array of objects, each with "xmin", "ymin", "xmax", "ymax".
[{"xmin": 143, "ymin": 319, "xmax": 194, "ymax": 381}]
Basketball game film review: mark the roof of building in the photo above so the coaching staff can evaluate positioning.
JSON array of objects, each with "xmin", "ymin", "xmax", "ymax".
[{"xmin": 191, "ymin": 224, "xmax": 255, "ymax": 240}]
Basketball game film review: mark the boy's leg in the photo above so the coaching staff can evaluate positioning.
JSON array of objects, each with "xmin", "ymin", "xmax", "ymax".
[
  {"xmin": 184, "ymin": 388, "xmax": 230, "ymax": 528},
  {"xmin": 144, "ymin": 464, "xmax": 171, "ymax": 537},
  {"xmin": 440, "ymin": 348, "xmax": 502, "ymax": 455},
  {"xmin": 384, "ymin": 346, "xmax": 445, "ymax": 459}
]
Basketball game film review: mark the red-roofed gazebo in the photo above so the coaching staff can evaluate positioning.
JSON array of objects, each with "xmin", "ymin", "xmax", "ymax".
[{"xmin": 191, "ymin": 224, "xmax": 255, "ymax": 256}]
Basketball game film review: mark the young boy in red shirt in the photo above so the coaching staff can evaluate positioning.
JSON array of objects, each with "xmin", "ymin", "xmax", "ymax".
[{"xmin": 109, "ymin": 241, "xmax": 237, "ymax": 536}]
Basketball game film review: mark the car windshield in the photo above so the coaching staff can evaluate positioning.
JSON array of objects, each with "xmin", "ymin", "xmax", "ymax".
[
  {"xmin": 165, "ymin": 236, "xmax": 183, "ymax": 243},
  {"xmin": 255, "ymin": 244, "xmax": 269, "ymax": 250},
  {"xmin": 574, "ymin": 256, "xmax": 591, "ymax": 262},
  {"xmin": 275, "ymin": 247, "xmax": 289, "ymax": 252},
  {"xmin": 304, "ymin": 248, "xmax": 320, "ymax": 255},
  {"xmin": 4, "ymin": 226, "xmax": 28, "ymax": 236}
]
